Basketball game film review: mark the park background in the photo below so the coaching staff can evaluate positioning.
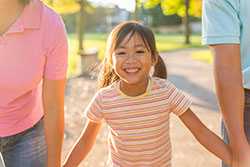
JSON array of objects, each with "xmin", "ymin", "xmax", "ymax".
[{"xmin": 44, "ymin": 0, "xmax": 221, "ymax": 166}]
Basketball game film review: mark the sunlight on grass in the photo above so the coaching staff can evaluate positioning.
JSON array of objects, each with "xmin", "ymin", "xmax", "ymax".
[
  {"xmin": 191, "ymin": 50, "xmax": 213, "ymax": 64},
  {"xmin": 156, "ymin": 34, "xmax": 203, "ymax": 52}
]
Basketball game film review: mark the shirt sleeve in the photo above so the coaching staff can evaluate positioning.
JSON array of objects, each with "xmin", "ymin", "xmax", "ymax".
[
  {"xmin": 168, "ymin": 82, "xmax": 192, "ymax": 116},
  {"xmin": 202, "ymin": 0, "xmax": 241, "ymax": 45},
  {"xmin": 84, "ymin": 91, "xmax": 104, "ymax": 123},
  {"xmin": 43, "ymin": 15, "xmax": 68, "ymax": 80}
]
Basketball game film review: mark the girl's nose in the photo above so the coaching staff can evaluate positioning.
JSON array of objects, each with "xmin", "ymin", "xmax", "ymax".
[{"xmin": 125, "ymin": 54, "xmax": 138, "ymax": 63}]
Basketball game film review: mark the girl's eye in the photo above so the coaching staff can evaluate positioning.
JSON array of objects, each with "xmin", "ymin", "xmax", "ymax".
[
  {"xmin": 117, "ymin": 52, "xmax": 126, "ymax": 55},
  {"xmin": 136, "ymin": 50, "xmax": 145, "ymax": 54}
]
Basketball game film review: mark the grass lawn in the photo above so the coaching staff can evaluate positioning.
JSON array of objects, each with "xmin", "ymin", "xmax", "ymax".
[
  {"xmin": 67, "ymin": 33, "xmax": 209, "ymax": 77},
  {"xmin": 191, "ymin": 50, "xmax": 213, "ymax": 64}
]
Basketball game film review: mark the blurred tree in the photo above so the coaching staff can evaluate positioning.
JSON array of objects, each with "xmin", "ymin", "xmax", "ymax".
[
  {"xmin": 141, "ymin": 4, "xmax": 182, "ymax": 27},
  {"xmin": 133, "ymin": 0, "xmax": 141, "ymax": 20},
  {"xmin": 43, "ymin": 0, "xmax": 80, "ymax": 14},
  {"xmin": 43, "ymin": 0, "xmax": 95, "ymax": 52},
  {"xmin": 144, "ymin": 0, "xmax": 202, "ymax": 44},
  {"xmin": 84, "ymin": 6, "xmax": 114, "ymax": 32}
]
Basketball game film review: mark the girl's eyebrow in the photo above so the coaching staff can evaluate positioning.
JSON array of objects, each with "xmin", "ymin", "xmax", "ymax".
[
  {"xmin": 117, "ymin": 44, "xmax": 145, "ymax": 49},
  {"xmin": 134, "ymin": 44, "xmax": 145, "ymax": 48},
  {"xmin": 117, "ymin": 46, "xmax": 126, "ymax": 49}
]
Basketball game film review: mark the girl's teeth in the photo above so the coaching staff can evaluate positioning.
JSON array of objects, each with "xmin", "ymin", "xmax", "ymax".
[{"xmin": 125, "ymin": 68, "xmax": 139, "ymax": 73}]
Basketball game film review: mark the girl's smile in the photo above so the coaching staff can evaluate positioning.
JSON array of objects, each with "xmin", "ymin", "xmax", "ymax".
[{"xmin": 122, "ymin": 66, "xmax": 141, "ymax": 74}]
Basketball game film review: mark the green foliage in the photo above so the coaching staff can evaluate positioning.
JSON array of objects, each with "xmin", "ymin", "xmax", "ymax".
[
  {"xmin": 135, "ymin": 0, "xmax": 143, "ymax": 8},
  {"xmin": 43, "ymin": 0, "xmax": 95, "ymax": 14},
  {"xmin": 144, "ymin": 0, "xmax": 161, "ymax": 8},
  {"xmin": 144, "ymin": 0, "xmax": 202, "ymax": 18},
  {"xmin": 141, "ymin": 5, "xmax": 182, "ymax": 26},
  {"xmin": 43, "ymin": 0, "xmax": 79, "ymax": 13}
]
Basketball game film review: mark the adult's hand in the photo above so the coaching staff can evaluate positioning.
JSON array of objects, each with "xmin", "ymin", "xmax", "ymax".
[{"xmin": 231, "ymin": 146, "xmax": 250, "ymax": 167}]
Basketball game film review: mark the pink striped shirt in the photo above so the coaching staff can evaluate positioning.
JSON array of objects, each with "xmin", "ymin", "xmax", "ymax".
[{"xmin": 86, "ymin": 77, "xmax": 192, "ymax": 167}]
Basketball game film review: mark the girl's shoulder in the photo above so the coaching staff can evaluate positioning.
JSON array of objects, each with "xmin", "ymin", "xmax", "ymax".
[
  {"xmin": 151, "ymin": 77, "xmax": 188, "ymax": 101},
  {"xmin": 95, "ymin": 82, "xmax": 119, "ymax": 98},
  {"xmin": 151, "ymin": 77, "xmax": 177, "ymax": 90}
]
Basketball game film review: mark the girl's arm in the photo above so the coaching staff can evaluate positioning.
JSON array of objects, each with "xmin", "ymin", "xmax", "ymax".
[
  {"xmin": 63, "ymin": 120, "xmax": 102, "ymax": 167},
  {"xmin": 179, "ymin": 108, "xmax": 232, "ymax": 166}
]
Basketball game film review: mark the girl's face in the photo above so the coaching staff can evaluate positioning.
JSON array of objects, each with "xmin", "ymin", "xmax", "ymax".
[{"xmin": 112, "ymin": 33, "xmax": 155, "ymax": 86}]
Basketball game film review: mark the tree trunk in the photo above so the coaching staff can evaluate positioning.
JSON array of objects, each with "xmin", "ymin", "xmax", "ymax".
[
  {"xmin": 77, "ymin": 0, "xmax": 84, "ymax": 53},
  {"xmin": 133, "ymin": 0, "xmax": 139, "ymax": 20},
  {"xmin": 184, "ymin": 0, "xmax": 191, "ymax": 44}
]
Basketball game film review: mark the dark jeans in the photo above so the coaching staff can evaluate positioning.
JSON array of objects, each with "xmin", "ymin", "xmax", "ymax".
[
  {"xmin": 222, "ymin": 89, "xmax": 250, "ymax": 167},
  {"xmin": 0, "ymin": 119, "xmax": 47, "ymax": 167}
]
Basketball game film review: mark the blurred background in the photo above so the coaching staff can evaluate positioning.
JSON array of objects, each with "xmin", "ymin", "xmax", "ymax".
[
  {"xmin": 42, "ymin": 1, "xmax": 221, "ymax": 167},
  {"xmin": 43, "ymin": 0, "xmax": 210, "ymax": 77}
]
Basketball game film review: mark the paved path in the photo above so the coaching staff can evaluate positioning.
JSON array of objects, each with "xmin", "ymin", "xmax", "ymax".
[{"xmin": 63, "ymin": 49, "xmax": 223, "ymax": 167}]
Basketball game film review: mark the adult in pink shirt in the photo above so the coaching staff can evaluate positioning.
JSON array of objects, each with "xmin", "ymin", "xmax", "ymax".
[{"xmin": 0, "ymin": 0, "xmax": 68, "ymax": 166}]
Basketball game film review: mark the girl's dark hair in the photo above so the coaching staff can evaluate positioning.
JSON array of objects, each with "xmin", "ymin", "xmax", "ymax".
[
  {"xmin": 20, "ymin": 0, "xmax": 31, "ymax": 5},
  {"xmin": 98, "ymin": 21, "xmax": 167, "ymax": 89}
]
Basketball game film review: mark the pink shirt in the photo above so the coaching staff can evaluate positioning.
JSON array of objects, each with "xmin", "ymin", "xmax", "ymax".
[{"xmin": 0, "ymin": 0, "xmax": 68, "ymax": 137}]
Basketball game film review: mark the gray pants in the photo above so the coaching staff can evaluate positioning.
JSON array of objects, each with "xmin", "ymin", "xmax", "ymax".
[
  {"xmin": 0, "ymin": 119, "xmax": 47, "ymax": 167},
  {"xmin": 222, "ymin": 89, "xmax": 250, "ymax": 167}
]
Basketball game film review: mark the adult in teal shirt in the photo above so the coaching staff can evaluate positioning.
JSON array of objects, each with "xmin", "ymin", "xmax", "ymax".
[{"xmin": 202, "ymin": 0, "xmax": 250, "ymax": 167}]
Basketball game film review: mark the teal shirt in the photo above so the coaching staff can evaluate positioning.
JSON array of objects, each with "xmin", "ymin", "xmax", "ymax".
[{"xmin": 202, "ymin": 0, "xmax": 250, "ymax": 89}]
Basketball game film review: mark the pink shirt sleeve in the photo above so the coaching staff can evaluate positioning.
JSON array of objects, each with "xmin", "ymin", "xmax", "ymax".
[
  {"xmin": 167, "ymin": 82, "xmax": 192, "ymax": 116},
  {"xmin": 85, "ymin": 91, "xmax": 104, "ymax": 123},
  {"xmin": 43, "ymin": 16, "xmax": 68, "ymax": 80}
]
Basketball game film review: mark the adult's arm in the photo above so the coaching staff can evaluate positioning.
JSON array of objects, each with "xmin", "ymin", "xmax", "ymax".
[
  {"xmin": 43, "ymin": 79, "xmax": 66, "ymax": 167},
  {"xmin": 210, "ymin": 44, "xmax": 250, "ymax": 166}
]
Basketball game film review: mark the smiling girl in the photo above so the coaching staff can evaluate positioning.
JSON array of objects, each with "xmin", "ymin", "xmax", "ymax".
[{"xmin": 63, "ymin": 21, "xmax": 231, "ymax": 167}]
